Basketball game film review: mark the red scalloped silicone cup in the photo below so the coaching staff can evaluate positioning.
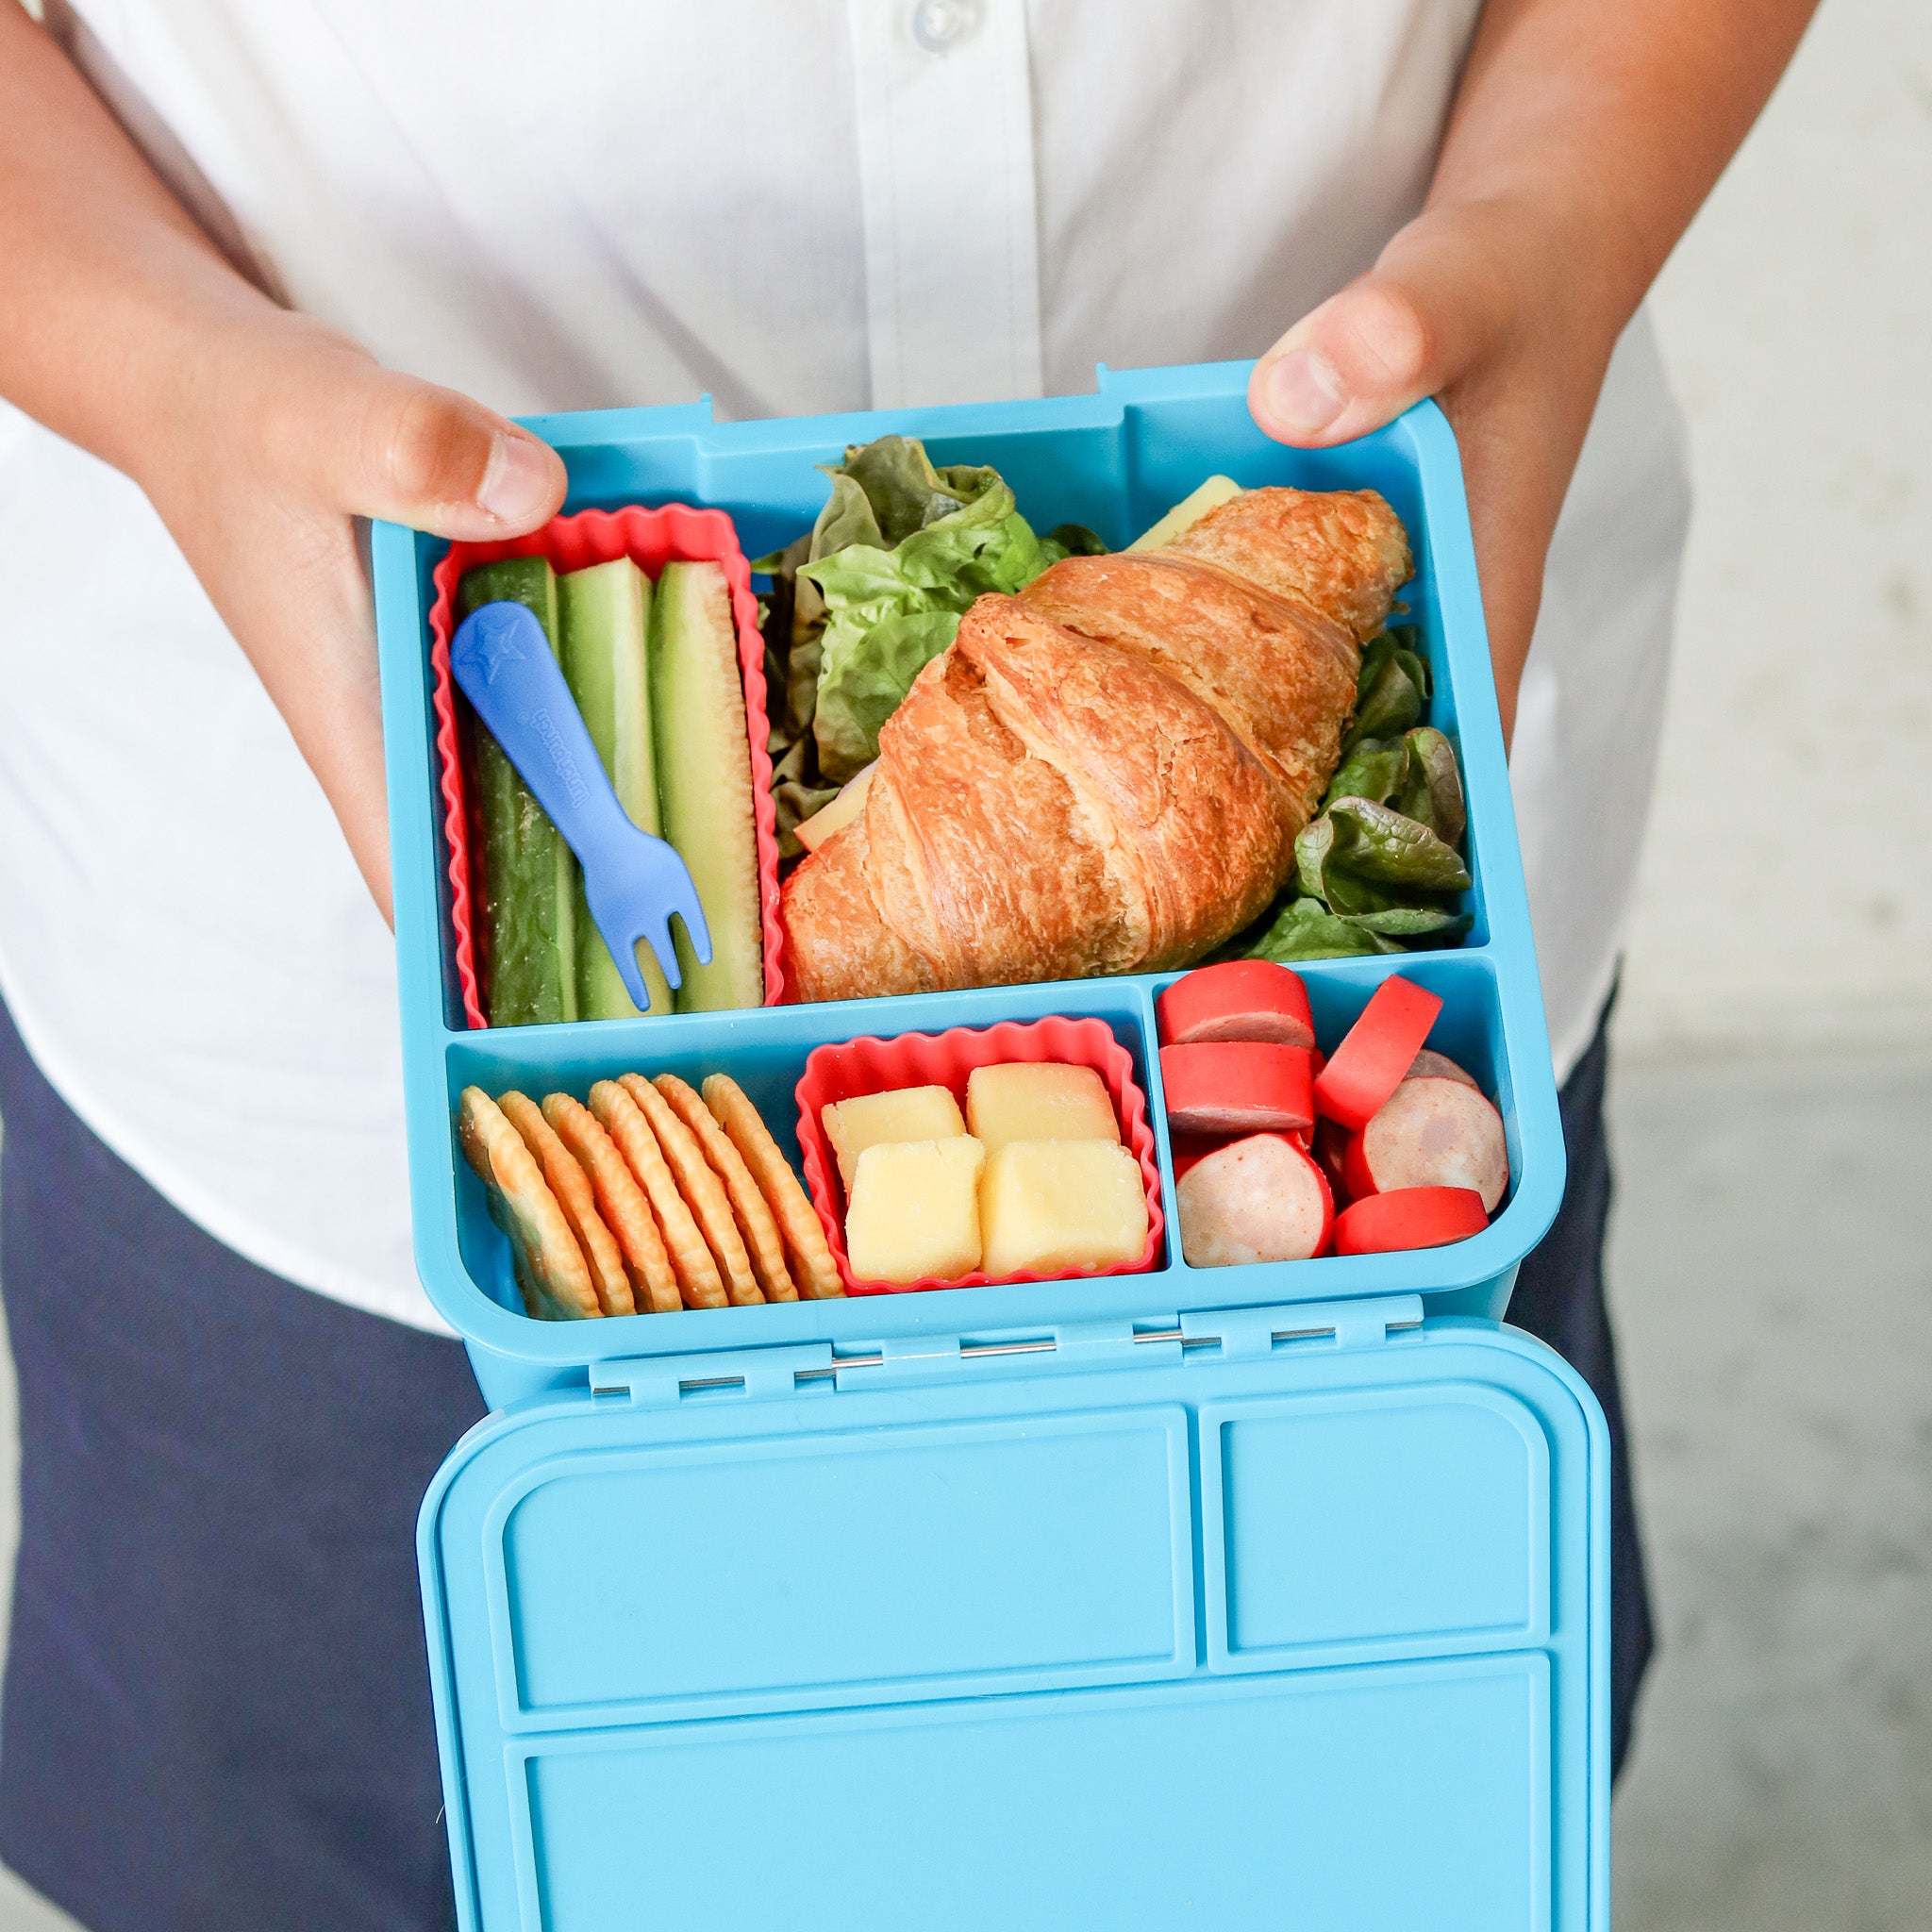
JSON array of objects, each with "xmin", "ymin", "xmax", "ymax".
[
  {"xmin": 794, "ymin": 1016, "xmax": 1166, "ymax": 1296},
  {"xmin": 426, "ymin": 504, "xmax": 784, "ymax": 1027}
]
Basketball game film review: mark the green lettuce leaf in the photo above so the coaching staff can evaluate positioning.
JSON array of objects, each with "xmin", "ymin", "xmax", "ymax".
[
  {"xmin": 798, "ymin": 437, "xmax": 1091, "ymax": 780},
  {"xmin": 1042, "ymin": 523, "xmax": 1108, "ymax": 559},
  {"xmin": 1294, "ymin": 812, "xmax": 1338, "ymax": 904},
  {"xmin": 1395, "ymin": 724, "xmax": 1465, "ymax": 845},
  {"xmin": 808, "ymin": 472, "xmax": 889, "ymax": 556},
  {"xmin": 1349, "ymin": 646, "xmax": 1424, "ymax": 746},
  {"xmin": 1323, "ymin": 723, "xmax": 1467, "ymax": 859},
  {"xmin": 1256, "ymin": 626, "xmax": 1473, "ymax": 959},
  {"xmin": 1323, "ymin": 796, "xmax": 1471, "ymax": 892},
  {"xmin": 1341, "ymin": 904, "xmax": 1473, "ymax": 941},
  {"xmin": 1323, "ymin": 736, "xmax": 1407, "ymax": 810},
  {"xmin": 811, "ymin": 607, "xmax": 963, "ymax": 781},
  {"xmin": 1246, "ymin": 896, "xmax": 1400, "ymax": 961},
  {"xmin": 1294, "ymin": 795, "xmax": 1470, "ymax": 926},
  {"xmin": 824, "ymin": 436, "xmax": 985, "ymax": 547},
  {"xmin": 1343, "ymin": 628, "xmax": 1431, "ymax": 750}
]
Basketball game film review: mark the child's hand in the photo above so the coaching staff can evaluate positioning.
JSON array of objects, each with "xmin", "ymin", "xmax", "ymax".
[
  {"xmin": 0, "ymin": 7, "xmax": 565, "ymax": 925},
  {"xmin": 1247, "ymin": 196, "xmax": 1605, "ymax": 749},
  {"xmin": 1247, "ymin": 0, "xmax": 1819, "ymax": 749},
  {"xmin": 132, "ymin": 313, "xmax": 566, "ymax": 923}
]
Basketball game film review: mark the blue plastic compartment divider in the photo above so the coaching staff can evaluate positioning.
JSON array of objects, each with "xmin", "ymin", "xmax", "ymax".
[{"xmin": 372, "ymin": 361, "xmax": 1568, "ymax": 1412}]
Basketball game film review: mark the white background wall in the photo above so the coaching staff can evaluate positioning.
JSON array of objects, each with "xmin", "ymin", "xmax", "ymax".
[
  {"xmin": 1616, "ymin": 0, "xmax": 1932, "ymax": 1057},
  {"xmin": 1606, "ymin": 15, "xmax": 1932, "ymax": 1922}
]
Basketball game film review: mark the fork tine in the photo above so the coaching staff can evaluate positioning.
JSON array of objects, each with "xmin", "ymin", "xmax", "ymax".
[
  {"xmin": 613, "ymin": 930, "xmax": 662, "ymax": 1009},
  {"xmin": 669, "ymin": 876, "xmax": 713, "ymax": 969},
  {"xmin": 637, "ymin": 914, "xmax": 684, "ymax": 993}
]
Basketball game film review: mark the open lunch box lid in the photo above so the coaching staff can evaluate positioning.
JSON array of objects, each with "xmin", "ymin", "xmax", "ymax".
[
  {"xmin": 372, "ymin": 362, "xmax": 1605, "ymax": 1928},
  {"xmin": 418, "ymin": 1307, "xmax": 1607, "ymax": 1931}
]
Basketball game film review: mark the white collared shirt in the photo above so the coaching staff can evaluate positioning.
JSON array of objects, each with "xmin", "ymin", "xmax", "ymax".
[{"xmin": 0, "ymin": 0, "xmax": 1686, "ymax": 1329}]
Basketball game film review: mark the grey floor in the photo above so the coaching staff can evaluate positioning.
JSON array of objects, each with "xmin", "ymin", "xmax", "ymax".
[
  {"xmin": 0, "ymin": 1044, "xmax": 1925, "ymax": 1929},
  {"xmin": 1607, "ymin": 1043, "xmax": 1932, "ymax": 1929}
]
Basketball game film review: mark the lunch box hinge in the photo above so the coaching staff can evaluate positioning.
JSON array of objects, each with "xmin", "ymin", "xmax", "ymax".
[
  {"xmin": 586, "ymin": 1298, "xmax": 1422, "ymax": 1402},
  {"xmin": 590, "ymin": 1343, "xmax": 836, "ymax": 1407},
  {"xmin": 819, "ymin": 1319, "xmax": 1174, "ymax": 1390},
  {"xmin": 1176, "ymin": 1294, "xmax": 1425, "ymax": 1361}
]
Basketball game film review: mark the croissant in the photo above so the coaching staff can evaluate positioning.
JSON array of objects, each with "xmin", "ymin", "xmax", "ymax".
[{"xmin": 780, "ymin": 487, "xmax": 1411, "ymax": 1004}]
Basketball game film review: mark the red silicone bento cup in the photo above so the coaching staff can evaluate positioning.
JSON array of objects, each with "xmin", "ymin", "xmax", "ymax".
[
  {"xmin": 794, "ymin": 1016, "xmax": 1165, "ymax": 1297},
  {"xmin": 427, "ymin": 504, "xmax": 784, "ymax": 1028}
]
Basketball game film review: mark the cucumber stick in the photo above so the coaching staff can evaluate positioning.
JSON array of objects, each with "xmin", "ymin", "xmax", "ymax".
[
  {"xmin": 650, "ymin": 562, "xmax": 764, "ymax": 1011},
  {"xmin": 558, "ymin": 558, "xmax": 673, "ymax": 1019},
  {"xmin": 458, "ymin": 558, "xmax": 578, "ymax": 1026}
]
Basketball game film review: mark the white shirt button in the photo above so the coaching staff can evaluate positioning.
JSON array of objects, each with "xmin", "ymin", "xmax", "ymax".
[{"xmin": 910, "ymin": 0, "xmax": 980, "ymax": 55}]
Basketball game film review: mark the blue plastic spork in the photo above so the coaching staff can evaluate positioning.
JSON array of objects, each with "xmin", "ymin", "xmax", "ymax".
[{"xmin": 450, "ymin": 599, "xmax": 710, "ymax": 1010}]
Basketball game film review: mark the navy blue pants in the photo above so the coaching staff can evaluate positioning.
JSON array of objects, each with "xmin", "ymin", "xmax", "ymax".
[
  {"xmin": 0, "ymin": 992, "xmax": 1649, "ymax": 1928},
  {"xmin": 1506, "ymin": 1001, "xmax": 1655, "ymax": 1776},
  {"xmin": 0, "ymin": 998, "xmax": 485, "ymax": 1931}
]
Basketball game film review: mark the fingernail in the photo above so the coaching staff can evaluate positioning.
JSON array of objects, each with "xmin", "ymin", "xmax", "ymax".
[
  {"xmin": 476, "ymin": 433, "xmax": 556, "ymax": 525},
  {"xmin": 1264, "ymin": 350, "xmax": 1346, "ymax": 438}
]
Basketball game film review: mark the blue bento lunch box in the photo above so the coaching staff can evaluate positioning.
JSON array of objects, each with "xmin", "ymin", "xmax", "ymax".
[{"xmin": 373, "ymin": 360, "xmax": 1608, "ymax": 1931}]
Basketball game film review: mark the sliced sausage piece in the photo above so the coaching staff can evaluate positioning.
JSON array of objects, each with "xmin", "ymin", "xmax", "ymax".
[
  {"xmin": 1160, "ymin": 1041, "xmax": 1313, "ymax": 1136},
  {"xmin": 1311, "ymin": 1117, "xmax": 1352, "ymax": 1199},
  {"xmin": 1201, "ymin": 1125, "xmax": 1315, "ymax": 1168},
  {"xmin": 1177, "ymin": 1133, "xmax": 1333, "ymax": 1267},
  {"xmin": 1341, "ymin": 1075, "xmax": 1508, "ymax": 1213},
  {"xmin": 1157, "ymin": 959, "xmax": 1314, "ymax": 1049},
  {"xmin": 1407, "ymin": 1048, "xmax": 1476, "ymax": 1089},
  {"xmin": 1332, "ymin": 1186, "xmax": 1488, "ymax": 1256},
  {"xmin": 1169, "ymin": 1132, "xmax": 1229, "ymax": 1181},
  {"xmin": 1312, "ymin": 974, "xmax": 1442, "ymax": 1132}
]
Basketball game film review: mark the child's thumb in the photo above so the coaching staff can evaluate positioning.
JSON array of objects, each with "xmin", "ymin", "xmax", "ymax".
[
  {"xmin": 1248, "ymin": 264, "xmax": 1491, "ymax": 449},
  {"xmin": 327, "ymin": 367, "xmax": 567, "ymax": 538}
]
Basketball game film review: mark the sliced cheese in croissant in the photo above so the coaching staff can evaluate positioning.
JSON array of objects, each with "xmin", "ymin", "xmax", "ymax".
[{"xmin": 779, "ymin": 486, "xmax": 1410, "ymax": 1006}]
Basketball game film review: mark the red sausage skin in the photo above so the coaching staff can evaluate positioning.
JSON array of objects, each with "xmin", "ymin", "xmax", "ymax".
[
  {"xmin": 1160, "ymin": 1041, "xmax": 1314, "ymax": 1136},
  {"xmin": 1312, "ymin": 975, "xmax": 1443, "ymax": 1132},
  {"xmin": 1157, "ymin": 960, "xmax": 1314, "ymax": 1050},
  {"xmin": 1332, "ymin": 1186, "xmax": 1487, "ymax": 1255}
]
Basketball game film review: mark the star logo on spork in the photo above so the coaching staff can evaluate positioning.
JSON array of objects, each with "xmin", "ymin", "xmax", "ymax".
[{"xmin": 470, "ymin": 608, "xmax": 530, "ymax": 683}]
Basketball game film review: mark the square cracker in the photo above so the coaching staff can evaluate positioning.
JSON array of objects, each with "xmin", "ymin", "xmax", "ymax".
[
  {"xmin": 541, "ymin": 1093, "xmax": 682, "ymax": 1314},
  {"xmin": 457, "ymin": 1087, "xmax": 600, "ymax": 1320},
  {"xmin": 618, "ymin": 1074, "xmax": 761, "ymax": 1307},
  {"xmin": 653, "ymin": 1074, "xmax": 797, "ymax": 1303},
  {"xmin": 588, "ymin": 1080, "xmax": 728, "ymax": 1309},
  {"xmin": 702, "ymin": 1074, "xmax": 844, "ymax": 1299},
  {"xmin": 499, "ymin": 1091, "xmax": 636, "ymax": 1316}
]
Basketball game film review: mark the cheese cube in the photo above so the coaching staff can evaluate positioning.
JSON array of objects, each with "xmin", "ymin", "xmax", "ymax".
[
  {"xmin": 823, "ymin": 1085, "xmax": 967, "ymax": 1191},
  {"xmin": 979, "ymin": 1140, "xmax": 1149, "ymax": 1278},
  {"xmin": 965, "ymin": 1062, "xmax": 1120, "ymax": 1155},
  {"xmin": 845, "ymin": 1137, "xmax": 986, "ymax": 1284}
]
